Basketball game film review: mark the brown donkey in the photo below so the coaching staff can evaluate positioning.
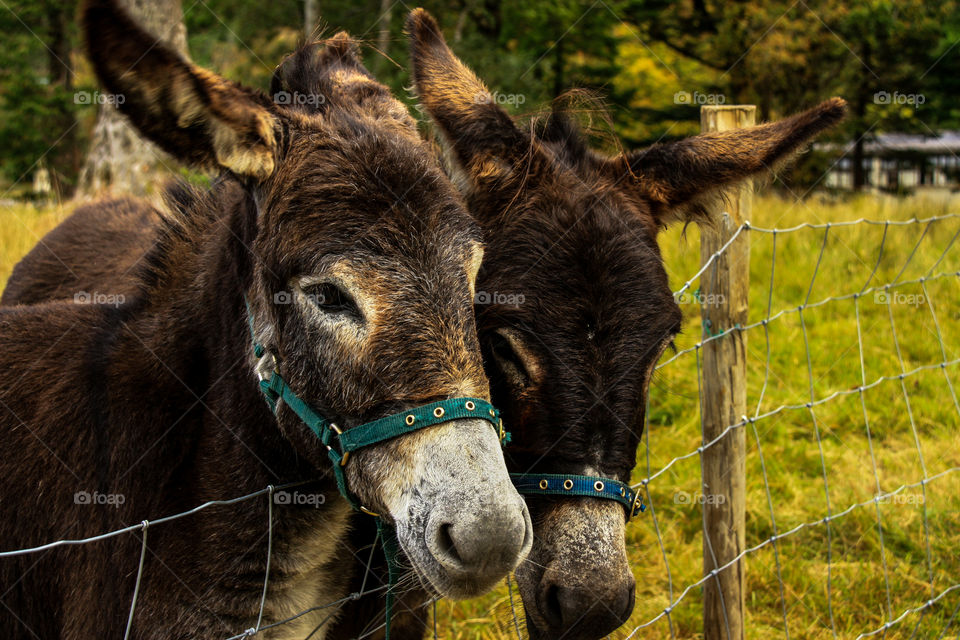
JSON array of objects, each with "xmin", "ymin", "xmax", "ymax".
[
  {"xmin": 3, "ymin": 10, "xmax": 846, "ymax": 640},
  {"xmin": 364, "ymin": 11, "xmax": 844, "ymax": 640},
  {"xmin": 0, "ymin": 1, "xmax": 534, "ymax": 638}
]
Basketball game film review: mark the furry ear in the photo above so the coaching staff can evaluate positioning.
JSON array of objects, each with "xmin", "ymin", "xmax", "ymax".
[
  {"xmin": 406, "ymin": 8, "xmax": 527, "ymax": 182},
  {"xmin": 84, "ymin": 0, "xmax": 278, "ymax": 180},
  {"xmin": 612, "ymin": 98, "xmax": 847, "ymax": 225}
]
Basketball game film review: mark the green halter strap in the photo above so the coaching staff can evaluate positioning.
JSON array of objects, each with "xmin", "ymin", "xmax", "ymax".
[
  {"xmin": 510, "ymin": 473, "xmax": 646, "ymax": 520},
  {"xmin": 244, "ymin": 300, "xmax": 507, "ymax": 636}
]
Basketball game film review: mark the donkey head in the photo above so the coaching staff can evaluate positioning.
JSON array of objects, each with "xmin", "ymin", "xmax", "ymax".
[
  {"xmin": 84, "ymin": 0, "xmax": 532, "ymax": 599},
  {"xmin": 408, "ymin": 8, "xmax": 845, "ymax": 637}
]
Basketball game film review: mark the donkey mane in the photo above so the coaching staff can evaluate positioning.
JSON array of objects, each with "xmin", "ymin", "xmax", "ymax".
[
  {"xmin": 132, "ymin": 178, "xmax": 251, "ymax": 298},
  {"xmin": 272, "ymin": 35, "xmax": 417, "ymax": 135}
]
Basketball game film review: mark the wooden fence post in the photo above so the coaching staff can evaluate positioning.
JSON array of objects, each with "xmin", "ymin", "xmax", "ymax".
[{"xmin": 699, "ymin": 104, "xmax": 753, "ymax": 640}]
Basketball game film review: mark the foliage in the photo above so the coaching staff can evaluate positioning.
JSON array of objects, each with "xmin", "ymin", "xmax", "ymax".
[{"xmin": 3, "ymin": 0, "xmax": 960, "ymax": 192}]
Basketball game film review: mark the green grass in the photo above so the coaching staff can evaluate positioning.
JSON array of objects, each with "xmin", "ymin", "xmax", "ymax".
[
  {"xmin": 428, "ymin": 192, "xmax": 960, "ymax": 639},
  {"xmin": 1, "ymin": 192, "xmax": 958, "ymax": 638}
]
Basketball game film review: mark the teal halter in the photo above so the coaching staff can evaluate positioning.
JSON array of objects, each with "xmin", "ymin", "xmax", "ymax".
[
  {"xmin": 510, "ymin": 473, "xmax": 646, "ymax": 520},
  {"xmin": 245, "ymin": 301, "xmax": 506, "ymax": 636},
  {"xmin": 258, "ymin": 372, "xmax": 503, "ymax": 511}
]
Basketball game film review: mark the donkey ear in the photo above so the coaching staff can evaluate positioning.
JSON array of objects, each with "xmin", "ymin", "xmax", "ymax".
[
  {"xmin": 406, "ymin": 8, "xmax": 526, "ymax": 180},
  {"xmin": 614, "ymin": 98, "xmax": 847, "ymax": 225},
  {"xmin": 84, "ymin": 0, "xmax": 278, "ymax": 180}
]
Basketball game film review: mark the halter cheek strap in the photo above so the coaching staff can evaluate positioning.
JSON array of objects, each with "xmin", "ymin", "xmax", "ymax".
[{"xmin": 510, "ymin": 473, "xmax": 646, "ymax": 520}]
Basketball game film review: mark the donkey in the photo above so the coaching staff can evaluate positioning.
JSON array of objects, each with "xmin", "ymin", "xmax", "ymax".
[
  {"xmin": 0, "ymin": 1, "xmax": 533, "ymax": 638},
  {"xmin": 3, "ymin": 9, "xmax": 846, "ymax": 640},
  {"xmin": 330, "ymin": 12, "xmax": 846, "ymax": 640}
]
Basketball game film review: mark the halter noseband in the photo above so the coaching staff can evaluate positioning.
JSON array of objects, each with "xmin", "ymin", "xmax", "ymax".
[
  {"xmin": 257, "ymin": 371, "xmax": 504, "ymax": 510},
  {"xmin": 510, "ymin": 472, "xmax": 646, "ymax": 520}
]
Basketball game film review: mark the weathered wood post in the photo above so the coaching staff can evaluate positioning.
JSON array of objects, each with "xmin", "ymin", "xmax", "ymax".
[{"xmin": 699, "ymin": 104, "xmax": 753, "ymax": 640}]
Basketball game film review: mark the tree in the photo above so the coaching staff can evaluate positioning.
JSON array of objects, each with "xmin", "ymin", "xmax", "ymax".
[
  {"xmin": 78, "ymin": 0, "xmax": 188, "ymax": 197},
  {"xmin": 618, "ymin": 0, "xmax": 960, "ymax": 189},
  {"xmin": 0, "ymin": 0, "xmax": 83, "ymax": 197}
]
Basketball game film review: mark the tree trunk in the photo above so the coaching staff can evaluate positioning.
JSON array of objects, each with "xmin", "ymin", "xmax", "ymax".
[
  {"xmin": 304, "ymin": 0, "xmax": 318, "ymax": 40},
  {"xmin": 852, "ymin": 134, "xmax": 866, "ymax": 191},
  {"xmin": 453, "ymin": 0, "xmax": 470, "ymax": 43},
  {"xmin": 44, "ymin": 0, "xmax": 77, "ymax": 198},
  {"xmin": 552, "ymin": 37, "xmax": 565, "ymax": 98},
  {"xmin": 376, "ymin": 0, "xmax": 392, "ymax": 66},
  {"xmin": 78, "ymin": 0, "xmax": 188, "ymax": 198},
  {"xmin": 852, "ymin": 40, "xmax": 871, "ymax": 192}
]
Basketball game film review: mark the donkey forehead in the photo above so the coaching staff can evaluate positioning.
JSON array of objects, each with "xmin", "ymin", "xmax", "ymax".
[
  {"xmin": 263, "ymin": 124, "xmax": 480, "ymax": 239},
  {"xmin": 296, "ymin": 240, "xmax": 484, "ymax": 287}
]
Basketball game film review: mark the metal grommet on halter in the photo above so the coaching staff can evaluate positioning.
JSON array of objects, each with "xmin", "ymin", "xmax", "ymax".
[
  {"xmin": 510, "ymin": 473, "xmax": 647, "ymax": 522},
  {"xmin": 433, "ymin": 407, "xmax": 445, "ymax": 418},
  {"xmin": 405, "ymin": 415, "xmax": 415, "ymax": 426},
  {"xmin": 465, "ymin": 400, "xmax": 476, "ymax": 411}
]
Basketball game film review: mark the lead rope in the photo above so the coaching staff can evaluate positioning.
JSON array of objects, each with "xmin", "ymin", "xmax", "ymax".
[
  {"xmin": 377, "ymin": 518, "xmax": 401, "ymax": 637},
  {"xmin": 243, "ymin": 299, "xmax": 507, "ymax": 638}
]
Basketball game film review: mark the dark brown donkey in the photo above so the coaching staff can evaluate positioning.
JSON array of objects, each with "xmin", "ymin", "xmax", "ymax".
[
  {"xmin": 360, "ymin": 11, "xmax": 844, "ymax": 640},
  {"xmin": 0, "ymin": 1, "xmax": 533, "ymax": 638},
  {"xmin": 3, "ymin": 11, "xmax": 846, "ymax": 640}
]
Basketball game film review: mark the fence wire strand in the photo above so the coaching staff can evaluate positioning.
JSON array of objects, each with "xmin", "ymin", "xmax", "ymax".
[
  {"xmin": 1, "ymin": 214, "xmax": 957, "ymax": 639},
  {"xmin": 628, "ymin": 213, "xmax": 959, "ymax": 637}
]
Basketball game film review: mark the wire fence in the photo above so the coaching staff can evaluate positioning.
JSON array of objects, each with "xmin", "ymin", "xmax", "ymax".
[
  {"xmin": 1, "ymin": 214, "xmax": 957, "ymax": 639},
  {"xmin": 627, "ymin": 211, "xmax": 960, "ymax": 639}
]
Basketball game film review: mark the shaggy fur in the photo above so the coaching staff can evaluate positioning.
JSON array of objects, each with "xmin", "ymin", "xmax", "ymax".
[
  {"xmin": 0, "ymin": 2, "xmax": 536, "ymax": 639},
  {"xmin": 384, "ymin": 10, "xmax": 844, "ymax": 640},
  {"xmin": 1, "ymin": 6, "xmax": 845, "ymax": 640}
]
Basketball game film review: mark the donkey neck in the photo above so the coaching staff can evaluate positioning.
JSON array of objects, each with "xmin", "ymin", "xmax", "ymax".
[
  {"xmin": 91, "ymin": 181, "xmax": 360, "ymax": 632},
  {"xmin": 112, "ymin": 181, "xmax": 304, "ymax": 487}
]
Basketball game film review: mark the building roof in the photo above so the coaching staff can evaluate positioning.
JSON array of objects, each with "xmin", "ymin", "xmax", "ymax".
[{"xmin": 816, "ymin": 131, "xmax": 960, "ymax": 156}]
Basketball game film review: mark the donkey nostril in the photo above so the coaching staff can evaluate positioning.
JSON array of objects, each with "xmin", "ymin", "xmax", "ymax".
[
  {"xmin": 542, "ymin": 583, "xmax": 564, "ymax": 628},
  {"xmin": 435, "ymin": 523, "xmax": 462, "ymax": 566},
  {"xmin": 538, "ymin": 579, "xmax": 636, "ymax": 635}
]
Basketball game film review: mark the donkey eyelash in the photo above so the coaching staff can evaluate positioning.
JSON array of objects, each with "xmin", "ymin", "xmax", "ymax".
[{"xmin": 302, "ymin": 282, "xmax": 358, "ymax": 315}]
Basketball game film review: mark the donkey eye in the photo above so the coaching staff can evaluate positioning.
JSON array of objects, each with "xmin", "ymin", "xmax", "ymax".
[
  {"xmin": 488, "ymin": 332, "xmax": 530, "ymax": 388},
  {"xmin": 302, "ymin": 282, "xmax": 358, "ymax": 316}
]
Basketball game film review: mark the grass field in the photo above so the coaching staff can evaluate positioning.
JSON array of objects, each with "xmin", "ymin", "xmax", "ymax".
[
  {"xmin": 428, "ymin": 192, "xmax": 960, "ymax": 639},
  {"xmin": 1, "ymin": 191, "xmax": 958, "ymax": 639}
]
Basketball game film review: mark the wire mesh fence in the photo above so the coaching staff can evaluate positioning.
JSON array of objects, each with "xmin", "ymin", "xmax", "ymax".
[
  {"xmin": 1, "ymin": 211, "xmax": 957, "ymax": 639},
  {"xmin": 629, "ymin": 210, "xmax": 960, "ymax": 639}
]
